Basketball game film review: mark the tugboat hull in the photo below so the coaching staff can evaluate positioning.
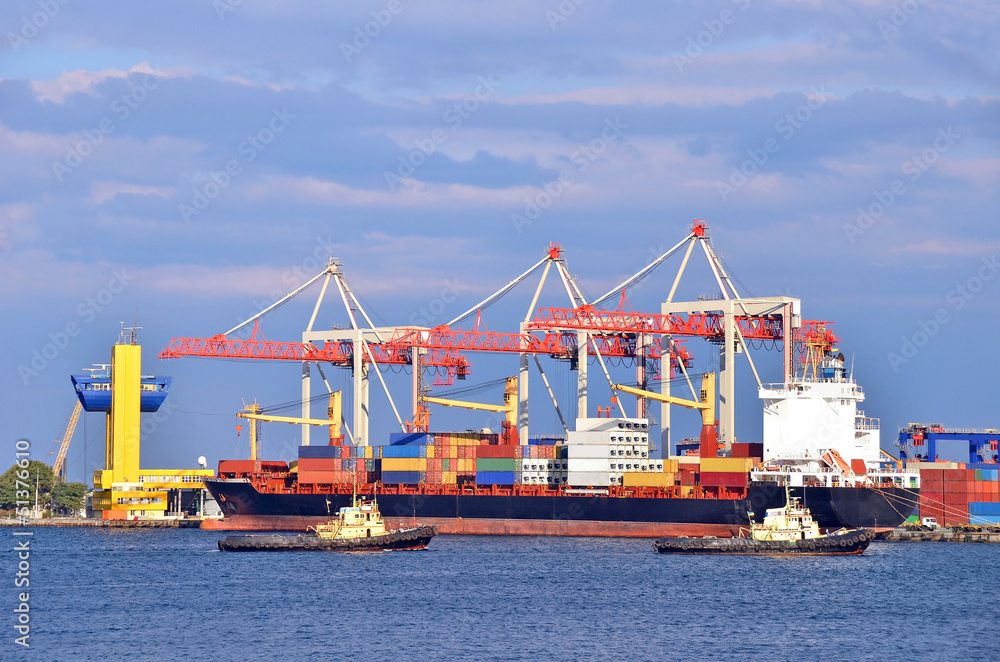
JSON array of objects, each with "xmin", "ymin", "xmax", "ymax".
[
  {"xmin": 217, "ymin": 525, "xmax": 437, "ymax": 552},
  {"xmin": 653, "ymin": 528, "xmax": 874, "ymax": 556}
]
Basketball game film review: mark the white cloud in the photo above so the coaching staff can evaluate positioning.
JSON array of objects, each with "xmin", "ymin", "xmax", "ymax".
[
  {"xmin": 29, "ymin": 63, "xmax": 179, "ymax": 104},
  {"xmin": 90, "ymin": 181, "xmax": 176, "ymax": 205}
]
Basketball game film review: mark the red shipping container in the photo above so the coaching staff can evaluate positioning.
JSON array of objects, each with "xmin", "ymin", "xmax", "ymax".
[
  {"xmin": 298, "ymin": 458, "xmax": 342, "ymax": 471},
  {"xmin": 920, "ymin": 492, "xmax": 943, "ymax": 507},
  {"xmin": 700, "ymin": 472, "xmax": 747, "ymax": 487},
  {"xmin": 731, "ymin": 443, "xmax": 750, "ymax": 458},
  {"xmin": 478, "ymin": 445, "xmax": 518, "ymax": 458},
  {"xmin": 678, "ymin": 471, "xmax": 696, "ymax": 486},
  {"xmin": 219, "ymin": 460, "xmax": 261, "ymax": 475},
  {"xmin": 298, "ymin": 470, "xmax": 338, "ymax": 484},
  {"xmin": 944, "ymin": 469, "xmax": 965, "ymax": 482}
]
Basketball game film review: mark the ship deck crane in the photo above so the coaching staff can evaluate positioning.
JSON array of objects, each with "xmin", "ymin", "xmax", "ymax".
[
  {"xmin": 53, "ymin": 401, "xmax": 83, "ymax": 480},
  {"xmin": 412, "ymin": 377, "xmax": 518, "ymax": 445},
  {"xmin": 612, "ymin": 373, "xmax": 717, "ymax": 458},
  {"xmin": 237, "ymin": 392, "xmax": 344, "ymax": 460}
]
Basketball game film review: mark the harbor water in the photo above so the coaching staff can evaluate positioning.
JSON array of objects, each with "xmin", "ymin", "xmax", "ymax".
[{"xmin": 4, "ymin": 528, "xmax": 997, "ymax": 661}]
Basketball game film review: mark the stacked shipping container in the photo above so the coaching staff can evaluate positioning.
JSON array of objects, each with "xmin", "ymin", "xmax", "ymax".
[
  {"xmin": 918, "ymin": 464, "xmax": 1000, "ymax": 526},
  {"xmin": 285, "ymin": 420, "xmax": 768, "ymax": 491}
]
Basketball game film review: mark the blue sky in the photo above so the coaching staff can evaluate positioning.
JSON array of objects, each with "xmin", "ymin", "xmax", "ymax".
[{"xmin": 2, "ymin": 1, "xmax": 998, "ymax": 481}]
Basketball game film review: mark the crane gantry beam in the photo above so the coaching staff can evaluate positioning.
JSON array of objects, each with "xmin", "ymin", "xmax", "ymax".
[{"xmin": 527, "ymin": 304, "xmax": 787, "ymax": 341}]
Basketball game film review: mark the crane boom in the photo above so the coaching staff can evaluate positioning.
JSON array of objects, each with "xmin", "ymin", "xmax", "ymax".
[
  {"xmin": 237, "ymin": 392, "xmax": 343, "ymax": 456},
  {"xmin": 237, "ymin": 413, "xmax": 340, "ymax": 426},
  {"xmin": 417, "ymin": 377, "xmax": 518, "ymax": 443},
  {"xmin": 612, "ymin": 373, "xmax": 719, "ymax": 459},
  {"xmin": 419, "ymin": 397, "xmax": 510, "ymax": 415},
  {"xmin": 53, "ymin": 401, "xmax": 82, "ymax": 480}
]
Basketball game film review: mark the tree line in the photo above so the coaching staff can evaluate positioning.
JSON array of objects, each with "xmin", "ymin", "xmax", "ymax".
[{"xmin": 0, "ymin": 460, "xmax": 88, "ymax": 516}]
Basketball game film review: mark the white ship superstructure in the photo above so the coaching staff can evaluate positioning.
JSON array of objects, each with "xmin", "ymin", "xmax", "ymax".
[{"xmin": 752, "ymin": 354, "xmax": 918, "ymax": 489}]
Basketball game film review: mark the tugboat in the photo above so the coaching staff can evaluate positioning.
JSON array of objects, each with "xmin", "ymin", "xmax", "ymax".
[
  {"xmin": 217, "ymin": 491, "xmax": 436, "ymax": 552},
  {"xmin": 653, "ymin": 486, "xmax": 873, "ymax": 556}
]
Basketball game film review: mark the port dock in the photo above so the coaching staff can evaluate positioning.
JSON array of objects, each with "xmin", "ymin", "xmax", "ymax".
[
  {"xmin": 1, "ymin": 517, "xmax": 210, "ymax": 528},
  {"xmin": 887, "ymin": 526, "xmax": 1000, "ymax": 543}
]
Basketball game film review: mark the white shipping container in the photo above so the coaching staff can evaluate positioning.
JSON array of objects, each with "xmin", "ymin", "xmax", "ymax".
[
  {"xmin": 569, "ymin": 444, "xmax": 612, "ymax": 459},
  {"xmin": 567, "ymin": 470, "xmax": 611, "ymax": 487},
  {"xmin": 568, "ymin": 457, "xmax": 611, "ymax": 472},
  {"xmin": 574, "ymin": 417, "xmax": 650, "ymax": 433}
]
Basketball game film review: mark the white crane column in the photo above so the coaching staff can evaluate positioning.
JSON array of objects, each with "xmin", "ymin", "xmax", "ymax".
[
  {"xmin": 518, "ymin": 325, "xmax": 529, "ymax": 444},
  {"xmin": 576, "ymin": 330, "xmax": 588, "ymax": 419},
  {"xmin": 719, "ymin": 301, "xmax": 736, "ymax": 451},
  {"xmin": 301, "ymin": 361, "xmax": 311, "ymax": 446},
  {"xmin": 352, "ymin": 335, "xmax": 369, "ymax": 446},
  {"xmin": 660, "ymin": 337, "xmax": 670, "ymax": 457}
]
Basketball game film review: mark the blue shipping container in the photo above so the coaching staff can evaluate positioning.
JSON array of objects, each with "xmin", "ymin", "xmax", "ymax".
[
  {"xmin": 969, "ymin": 502, "xmax": 1000, "ymax": 516},
  {"xmin": 389, "ymin": 432, "xmax": 429, "ymax": 445},
  {"xmin": 380, "ymin": 445, "xmax": 422, "ymax": 458},
  {"xmin": 381, "ymin": 470, "xmax": 421, "ymax": 485},
  {"xmin": 475, "ymin": 471, "xmax": 518, "ymax": 485},
  {"xmin": 298, "ymin": 445, "xmax": 341, "ymax": 459}
]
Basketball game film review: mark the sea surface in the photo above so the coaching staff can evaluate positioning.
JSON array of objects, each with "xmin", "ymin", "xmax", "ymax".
[{"xmin": 3, "ymin": 528, "xmax": 997, "ymax": 661}]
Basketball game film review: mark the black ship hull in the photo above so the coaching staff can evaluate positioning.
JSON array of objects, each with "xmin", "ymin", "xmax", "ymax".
[
  {"xmin": 202, "ymin": 478, "xmax": 915, "ymax": 537},
  {"xmin": 218, "ymin": 525, "xmax": 437, "ymax": 552},
  {"xmin": 653, "ymin": 528, "xmax": 874, "ymax": 555}
]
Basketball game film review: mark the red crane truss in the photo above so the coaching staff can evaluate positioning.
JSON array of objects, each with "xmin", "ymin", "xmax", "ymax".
[
  {"xmin": 527, "ymin": 304, "xmax": 786, "ymax": 341},
  {"xmin": 158, "ymin": 321, "xmax": 470, "ymax": 373}
]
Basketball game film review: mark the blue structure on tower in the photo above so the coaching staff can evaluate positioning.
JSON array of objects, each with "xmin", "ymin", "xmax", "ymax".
[{"xmin": 898, "ymin": 423, "xmax": 1000, "ymax": 464}]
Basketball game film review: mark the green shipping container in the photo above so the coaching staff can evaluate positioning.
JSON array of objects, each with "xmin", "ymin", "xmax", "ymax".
[
  {"xmin": 975, "ymin": 469, "xmax": 982, "ymax": 481},
  {"xmin": 476, "ymin": 458, "xmax": 518, "ymax": 472}
]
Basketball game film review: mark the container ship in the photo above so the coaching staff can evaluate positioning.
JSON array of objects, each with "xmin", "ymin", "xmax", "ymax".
[
  {"xmin": 159, "ymin": 222, "xmax": 919, "ymax": 537},
  {"xmin": 202, "ymin": 350, "xmax": 918, "ymax": 536}
]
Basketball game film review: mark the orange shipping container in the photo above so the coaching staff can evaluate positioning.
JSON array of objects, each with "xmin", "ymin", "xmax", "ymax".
[{"xmin": 298, "ymin": 470, "xmax": 338, "ymax": 484}]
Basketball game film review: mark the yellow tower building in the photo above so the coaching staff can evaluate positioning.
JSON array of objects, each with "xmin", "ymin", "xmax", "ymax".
[
  {"xmin": 74, "ymin": 333, "xmax": 213, "ymax": 520},
  {"xmin": 108, "ymin": 342, "xmax": 141, "ymax": 483}
]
